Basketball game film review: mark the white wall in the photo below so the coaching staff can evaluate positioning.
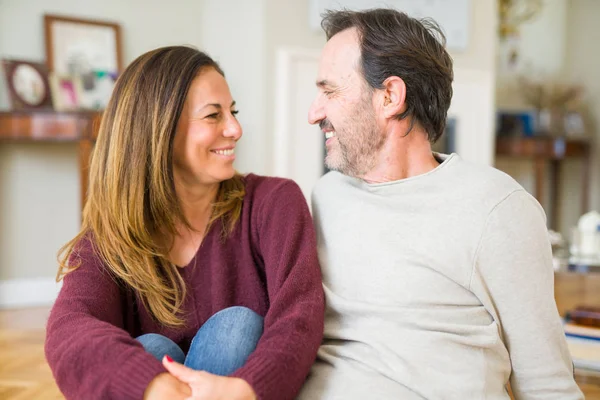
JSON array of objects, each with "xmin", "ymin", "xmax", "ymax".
[
  {"xmin": 451, "ymin": 0, "xmax": 497, "ymax": 73},
  {"xmin": 0, "ymin": 143, "xmax": 79, "ymax": 280},
  {"xmin": 0, "ymin": 0, "xmax": 204, "ymax": 283},
  {"xmin": 565, "ymin": 0, "xmax": 600, "ymax": 213},
  {"xmin": 200, "ymin": 0, "xmax": 268, "ymax": 175}
]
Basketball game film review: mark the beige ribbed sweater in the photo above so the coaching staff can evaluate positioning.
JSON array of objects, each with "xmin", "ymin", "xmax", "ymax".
[{"xmin": 299, "ymin": 154, "xmax": 582, "ymax": 400}]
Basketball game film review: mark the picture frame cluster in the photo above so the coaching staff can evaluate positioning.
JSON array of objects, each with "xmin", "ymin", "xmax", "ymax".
[{"xmin": 1, "ymin": 14, "xmax": 122, "ymax": 112}]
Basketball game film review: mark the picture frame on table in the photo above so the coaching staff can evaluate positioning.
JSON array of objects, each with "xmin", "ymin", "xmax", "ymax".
[
  {"xmin": 1, "ymin": 59, "xmax": 53, "ymax": 110},
  {"xmin": 44, "ymin": 14, "xmax": 122, "ymax": 110}
]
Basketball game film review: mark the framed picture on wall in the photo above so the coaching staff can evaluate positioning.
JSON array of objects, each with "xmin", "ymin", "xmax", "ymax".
[
  {"xmin": 1, "ymin": 59, "xmax": 53, "ymax": 110},
  {"xmin": 44, "ymin": 14, "xmax": 122, "ymax": 109}
]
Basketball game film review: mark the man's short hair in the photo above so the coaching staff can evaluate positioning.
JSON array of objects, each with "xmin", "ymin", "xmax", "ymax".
[{"xmin": 322, "ymin": 9, "xmax": 454, "ymax": 142}]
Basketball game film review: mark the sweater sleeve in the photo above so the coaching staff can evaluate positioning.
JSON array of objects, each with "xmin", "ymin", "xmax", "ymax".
[
  {"xmin": 231, "ymin": 179, "xmax": 325, "ymax": 400},
  {"xmin": 45, "ymin": 239, "xmax": 166, "ymax": 400},
  {"xmin": 470, "ymin": 190, "xmax": 583, "ymax": 399}
]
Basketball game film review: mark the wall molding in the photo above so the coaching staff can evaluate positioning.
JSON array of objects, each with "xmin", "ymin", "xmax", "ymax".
[{"xmin": 0, "ymin": 277, "xmax": 62, "ymax": 308}]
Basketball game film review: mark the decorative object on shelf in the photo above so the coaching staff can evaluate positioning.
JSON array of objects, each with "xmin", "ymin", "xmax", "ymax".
[
  {"xmin": 44, "ymin": 14, "xmax": 122, "ymax": 110},
  {"xmin": 517, "ymin": 75, "xmax": 586, "ymax": 136},
  {"xmin": 1, "ymin": 59, "xmax": 53, "ymax": 110},
  {"xmin": 564, "ymin": 111, "xmax": 586, "ymax": 137},
  {"xmin": 49, "ymin": 73, "xmax": 83, "ymax": 111},
  {"xmin": 77, "ymin": 70, "xmax": 118, "ymax": 110},
  {"xmin": 570, "ymin": 211, "xmax": 600, "ymax": 268},
  {"xmin": 548, "ymin": 229, "xmax": 568, "ymax": 271},
  {"xmin": 496, "ymin": 110, "xmax": 536, "ymax": 137}
]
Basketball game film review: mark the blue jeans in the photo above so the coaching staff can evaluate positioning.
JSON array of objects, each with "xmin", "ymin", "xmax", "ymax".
[{"xmin": 137, "ymin": 306, "xmax": 264, "ymax": 375}]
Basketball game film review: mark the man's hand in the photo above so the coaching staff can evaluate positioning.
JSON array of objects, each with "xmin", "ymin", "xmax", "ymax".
[
  {"xmin": 143, "ymin": 372, "xmax": 192, "ymax": 400},
  {"xmin": 162, "ymin": 356, "xmax": 257, "ymax": 400}
]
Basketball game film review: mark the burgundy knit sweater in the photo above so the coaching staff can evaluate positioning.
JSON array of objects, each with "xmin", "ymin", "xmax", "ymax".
[{"xmin": 45, "ymin": 175, "xmax": 325, "ymax": 400}]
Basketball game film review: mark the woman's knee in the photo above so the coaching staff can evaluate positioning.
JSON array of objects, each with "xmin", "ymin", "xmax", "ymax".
[
  {"xmin": 185, "ymin": 307, "xmax": 264, "ymax": 374},
  {"xmin": 136, "ymin": 333, "xmax": 185, "ymax": 363},
  {"xmin": 204, "ymin": 306, "xmax": 264, "ymax": 340},
  {"xmin": 210, "ymin": 306, "xmax": 263, "ymax": 324}
]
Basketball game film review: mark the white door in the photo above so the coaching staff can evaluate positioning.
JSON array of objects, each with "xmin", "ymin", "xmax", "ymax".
[{"xmin": 273, "ymin": 48, "xmax": 324, "ymax": 205}]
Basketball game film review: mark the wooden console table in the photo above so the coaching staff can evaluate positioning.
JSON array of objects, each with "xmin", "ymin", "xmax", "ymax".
[
  {"xmin": 0, "ymin": 110, "xmax": 102, "ymax": 209},
  {"xmin": 495, "ymin": 136, "xmax": 591, "ymax": 231}
]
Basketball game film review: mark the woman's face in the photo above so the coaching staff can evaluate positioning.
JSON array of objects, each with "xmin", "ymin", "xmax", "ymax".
[{"xmin": 173, "ymin": 67, "xmax": 242, "ymax": 188}]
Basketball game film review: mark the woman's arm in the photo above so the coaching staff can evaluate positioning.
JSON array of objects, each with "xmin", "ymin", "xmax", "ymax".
[
  {"xmin": 45, "ymin": 238, "xmax": 168, "ymax": 400},
  {"xmin": 231, "ymin": 179, "xmax": 325, "ymax": 400}
]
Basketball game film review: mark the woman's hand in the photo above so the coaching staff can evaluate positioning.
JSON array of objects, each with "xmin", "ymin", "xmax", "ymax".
[
  {"xmin": 162, "ymin": 356, "xmax": 257, "ymax": 400},
  {"xmin": 144, "ymin": 372, "xmax": 192, "ymax": 400}
]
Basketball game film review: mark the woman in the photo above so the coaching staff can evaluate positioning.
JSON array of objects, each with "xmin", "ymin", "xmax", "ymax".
[{"xmin": 45, "ymin": 46, "xmax": 325, "ymax": 400}]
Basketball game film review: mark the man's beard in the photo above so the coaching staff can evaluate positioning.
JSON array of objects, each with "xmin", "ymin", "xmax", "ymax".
[{"xmin": 324, "ymin": 101, "xmax": 385, "ymax": 178}]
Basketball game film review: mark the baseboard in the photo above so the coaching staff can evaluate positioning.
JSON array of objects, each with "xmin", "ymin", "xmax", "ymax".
[{"xmin": 0, "ymin": 277, "xmax": 62, "ymax": 308}]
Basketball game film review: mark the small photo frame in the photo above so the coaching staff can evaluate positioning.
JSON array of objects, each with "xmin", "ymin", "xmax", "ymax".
[
  {"xmin": 564, "ymin": 112, "xmax": 586, "ymax": 137},
  {"xmin": 49, "ymin": 73, "xmax": 83, "ymax": 111},
  {"xmin": 1, "ymin": 59, "xmax": 53, "ymax": 110}
]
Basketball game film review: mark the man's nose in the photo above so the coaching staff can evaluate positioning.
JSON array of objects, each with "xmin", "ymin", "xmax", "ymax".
[{"xmin": 308, "ymin": 96, "xmax": 325, "ymax": 125}]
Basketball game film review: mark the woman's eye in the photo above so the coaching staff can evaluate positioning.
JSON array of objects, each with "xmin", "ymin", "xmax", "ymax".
[
  {"xmin": 206, "ymin": 113, "xmax": 219, "ymax": 119},
  {"xmin": 232, "ymin": 110, "xmax": 239, "ymax": 116}
]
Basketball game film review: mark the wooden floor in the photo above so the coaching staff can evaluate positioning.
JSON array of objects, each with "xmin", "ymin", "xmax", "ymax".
[
  {"xmin": 0, "ymin": 307, "xmax": 62, "ymax": 400},
  {"xmin": 1, "ymin": 305, "xmax": 600, "ymax": 399}
]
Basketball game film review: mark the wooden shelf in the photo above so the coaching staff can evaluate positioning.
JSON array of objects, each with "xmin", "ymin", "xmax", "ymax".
[
  {"xmin": 0, "ymin": 110, "xmax": 102, "ymax": 210},
  {"xmin": 495, "ymin": 135, "xmax": 592, "ymax": 231},
  {"xmin": 0, "ymin": 110, "xmax": 101, "ymax": 141},
  {"xmin": 496, "ymin": 136, "xmax": 590, "ymax": 159}
]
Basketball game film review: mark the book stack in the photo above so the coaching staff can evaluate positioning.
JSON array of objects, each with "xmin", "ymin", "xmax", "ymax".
[{"xmin": 564, "ymin": 306, "xmax": 600, "ymax": 371}]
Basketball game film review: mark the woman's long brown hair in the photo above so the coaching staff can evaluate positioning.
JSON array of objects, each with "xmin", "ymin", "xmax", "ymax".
[{"xmin": 57, "ymin": 46, "xmax": 245, "ymax": 327}]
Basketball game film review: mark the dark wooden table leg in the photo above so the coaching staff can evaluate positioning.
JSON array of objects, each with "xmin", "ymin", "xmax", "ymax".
[
  {"xmin": 581, "ymin": 147, "xmax": 591, "ymax": 214},
  {"xmin": 550, "ymin": 159, "xmax": 561, "ymax": 232},
  {"xmin": 534, "ymin": 157, "xmax": 548, "ymax": 226}
]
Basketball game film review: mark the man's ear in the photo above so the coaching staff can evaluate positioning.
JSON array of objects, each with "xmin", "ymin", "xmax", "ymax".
[{"xmin": 379, "ymin": 76, "xmax": 406, "ymax": 118}]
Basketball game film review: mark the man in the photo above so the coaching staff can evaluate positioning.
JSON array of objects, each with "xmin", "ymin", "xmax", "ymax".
[{"xmin": 298, "ymin": 8, "xmax": 583, "ymax": 400}]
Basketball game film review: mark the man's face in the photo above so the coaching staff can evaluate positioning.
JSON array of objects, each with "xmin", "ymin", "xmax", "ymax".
[{"xmin": 308, "ymin": 28, "xmax": 385, "ymax": 177}]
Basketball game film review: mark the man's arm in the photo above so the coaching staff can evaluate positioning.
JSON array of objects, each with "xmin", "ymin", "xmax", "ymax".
[{"xmin": 470, "ymin": 189, "xmax": 583, "ymax": 399}]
